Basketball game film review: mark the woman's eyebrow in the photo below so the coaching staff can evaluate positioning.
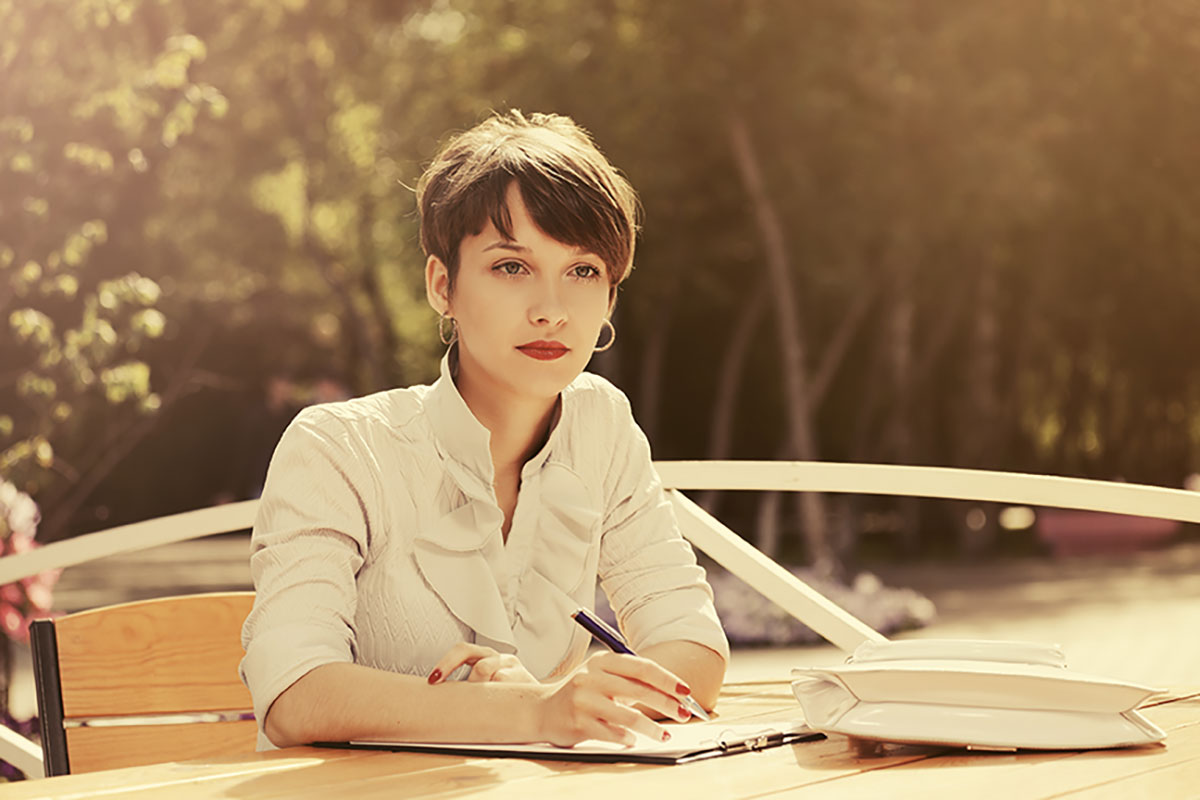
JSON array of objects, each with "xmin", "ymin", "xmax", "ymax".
[
  {"xmin": 482, "ymin": 239, "xmax": 598, "ymax": 258},
  {"xmin": 483, "ymin": 240, "xmax": 529, "ymax": 253}
]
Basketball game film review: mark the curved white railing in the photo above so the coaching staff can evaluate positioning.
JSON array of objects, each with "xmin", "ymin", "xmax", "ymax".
[
  {"xmin": 0, "ymin": 500, "xmax": 259, "ymax": 587},
  {"xmin": 655, "ymin": 461, "xmax": 1200, "ymax": 522},
  {"xmin": 2, "ymin": 461, "xmax": 1198, "ymax": 777},
  {"xmin": 7, "ymin": 462, "xmax": 1199, "ymax": 589}
]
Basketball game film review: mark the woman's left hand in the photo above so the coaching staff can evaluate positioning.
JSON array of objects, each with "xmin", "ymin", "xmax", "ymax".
[{"xmin": 427, "ymin": 643, "xmax": 539, "ymax": 685}]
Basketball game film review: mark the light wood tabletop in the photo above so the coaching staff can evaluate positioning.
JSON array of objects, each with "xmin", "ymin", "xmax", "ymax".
[{"xmin": 4, "ymin": 682, "xmax": 1197, "ymax": 799}]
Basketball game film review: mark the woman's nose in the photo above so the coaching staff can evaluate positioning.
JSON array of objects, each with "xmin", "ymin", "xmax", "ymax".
[{"xmin": 529, "ymin": 281, "xmax": 567, "ymax": 327}]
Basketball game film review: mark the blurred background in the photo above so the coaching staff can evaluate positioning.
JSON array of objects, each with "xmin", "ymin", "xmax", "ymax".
[
  {"xmin": 3, "ymin": 2, "xmax": 1200, "ymax": 621},
  {"xmin": 5, "ymin": 2, "xmax": 1200, "ymax": 769}
]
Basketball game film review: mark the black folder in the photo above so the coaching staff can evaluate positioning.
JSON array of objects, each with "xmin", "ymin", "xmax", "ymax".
[{"xmin": 314, "ymin": 720, "xmax": 821, "ymax": 765}]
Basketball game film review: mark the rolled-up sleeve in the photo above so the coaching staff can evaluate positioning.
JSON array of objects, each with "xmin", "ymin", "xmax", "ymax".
[
  {"xmin": 239, "ymin": 407, "xmax": 371, "ymax": 730},
  {"xmin": 597, "ymin": 395, "xmax": 730, "ymax": 664}
]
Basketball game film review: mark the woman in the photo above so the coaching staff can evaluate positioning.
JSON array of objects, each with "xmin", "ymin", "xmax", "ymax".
[{"xmin": 240, "ymin": 111, "xmax": 729, "ymax": 750}]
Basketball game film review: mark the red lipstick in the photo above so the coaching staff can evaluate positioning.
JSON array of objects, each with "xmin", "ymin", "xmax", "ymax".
[{"xmin": 517, "ymin": 340, "xmax": 570, "ymax": 361}]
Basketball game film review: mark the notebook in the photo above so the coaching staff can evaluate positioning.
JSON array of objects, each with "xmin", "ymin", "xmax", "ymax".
[
  {"xmin": 314, "ymin": 719, "xmax": 820, "ymax": 764},
  {"xmin": 791, "ymin": 639, "xmax": 1167, "ymax": 750}
]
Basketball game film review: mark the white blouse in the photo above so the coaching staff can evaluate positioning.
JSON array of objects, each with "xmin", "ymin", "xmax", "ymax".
[{"xmin": 239, "ymin": 352, "xmax": 729, "ymax": 747}]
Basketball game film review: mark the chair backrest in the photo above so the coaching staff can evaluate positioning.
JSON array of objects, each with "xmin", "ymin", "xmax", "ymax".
[{"xmin": 30, "ymin": 591, "xmax": 257, "ymax": 776}]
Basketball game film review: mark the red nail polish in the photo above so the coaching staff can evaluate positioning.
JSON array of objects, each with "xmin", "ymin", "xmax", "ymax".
[
  {"xmin": 676, "ymin": 683, "xmax": 691, "ymax": 695},
  {"xmin": 662, "ymin": 730, "xmax": 671, "ymax": 742},
  {"xmin": 679, "ymin": 704, "xmax": 691, "ymax": 719},
  {"xmin": 428, "ymin": 669, "xmax": 442, "ymax": 684}
]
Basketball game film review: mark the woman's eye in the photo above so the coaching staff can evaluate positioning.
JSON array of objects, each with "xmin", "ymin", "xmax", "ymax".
[
  {"xmin": 494, "ymin": 261, "xmax": 525, "ymax": 276},
  {"xmin": 573, "ymin": 264, "xmax": 602, "ymax": 279}
]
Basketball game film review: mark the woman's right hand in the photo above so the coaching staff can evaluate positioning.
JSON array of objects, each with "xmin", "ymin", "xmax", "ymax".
[{"xmin": 536, "ymin": 651, "xmax": 695, "ymax": 747}]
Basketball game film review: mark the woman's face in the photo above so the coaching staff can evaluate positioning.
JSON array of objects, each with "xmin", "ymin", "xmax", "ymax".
[{"xmin": 427, "ymin": 182, "xmax": 612, "ymax": 409}]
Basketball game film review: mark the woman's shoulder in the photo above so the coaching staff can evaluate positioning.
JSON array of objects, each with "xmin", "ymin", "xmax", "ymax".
[
  {"xmin": 559, "ymin": 372, "xmax": 644, "ymax": 468},
  {"xmin": 287, "ymin": 385, "xmax": 430, "ymax": 439},
  {"xmin": 564, "ymin": 370, "xmax": 633, "ymax": 418}
]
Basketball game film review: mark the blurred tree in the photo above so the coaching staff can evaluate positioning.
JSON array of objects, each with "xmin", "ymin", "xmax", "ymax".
[
  {"xmin": 4, "ymin": 0, "xmax": 1200, "ymax": 565},
  {"xmin": 0, "ymin": 0, "xmax": 227, "ymax": 539}
]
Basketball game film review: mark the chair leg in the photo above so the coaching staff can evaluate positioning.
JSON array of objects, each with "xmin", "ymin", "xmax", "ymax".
[{"xmin": 30, "ymin": 619, "xmax": 70, "ymax": 777}]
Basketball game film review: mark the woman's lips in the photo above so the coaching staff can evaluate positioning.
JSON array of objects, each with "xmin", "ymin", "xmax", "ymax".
[{"xmin": 517, "ymin": 342, "xmax": 569, "ymax": 361}]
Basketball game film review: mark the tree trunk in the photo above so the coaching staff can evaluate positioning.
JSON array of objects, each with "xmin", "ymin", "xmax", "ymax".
[
  {"xmin": 727, "ymin": 114, "xmax": 836, "ymax": 578},
  {"xmin": 358, "ymin": 192, "xmax": 404, "ymax": 389},
  {"xmin": 697, "ymin": 282, "xmax": 767, "ymax": 517},
  {"xmin": 700, "ymin": 280, "xmax": 871, "ymax": 524},
  {"xmin": 756, "ymin": 489, "xmax": 784, "ymax": 559},
  {"xmin": 637, "ymin": 295, "xmax": 675, "ymax": 445},
  {"xmin": 808, "ymin": 284, "xmax": 876, "ymax": 410},
  {"xmin": 957, "ymin": 257, "xmax": 1000, "ymax": 556},
  {"xmin": 851, "ymin": 274, "xmax": 968, "ymax": 462},
  {"xmin": 883, "ymin": 231, "xmax": 920, "ymax": 553}
]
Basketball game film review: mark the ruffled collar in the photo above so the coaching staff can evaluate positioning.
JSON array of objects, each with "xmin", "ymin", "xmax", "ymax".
[
  {"xmin": 423, "ymin": 347, "xmax": 496, "ymax": 491},
  {"xmin": 412, "ymin": 347, "xmax": 598, "ymax": 676}
]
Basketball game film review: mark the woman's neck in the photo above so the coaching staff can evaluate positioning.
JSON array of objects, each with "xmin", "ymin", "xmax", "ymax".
[
  {"xmin": 455, "ymin": 370, "xmax": 559, "ymax": 475},
  {"xmin": 488, "ymin": 403, "xmax": 557, "ymax": 475}
]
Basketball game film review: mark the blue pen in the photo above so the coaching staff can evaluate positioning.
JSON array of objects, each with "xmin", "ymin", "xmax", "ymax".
[{"xmin": 571, "ymin": 607, "xmax": 711, "ymax": 722}]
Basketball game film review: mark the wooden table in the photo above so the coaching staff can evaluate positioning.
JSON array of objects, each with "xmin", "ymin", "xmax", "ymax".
[{"xmin": 5, "ymin": 683, "xmax": 1198, "ymax": 799}]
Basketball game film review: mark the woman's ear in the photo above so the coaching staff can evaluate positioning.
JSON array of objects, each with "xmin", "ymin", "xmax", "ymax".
[{"xmin": 426, "ymin": 255, "xmax": 451, "ymax": 314}]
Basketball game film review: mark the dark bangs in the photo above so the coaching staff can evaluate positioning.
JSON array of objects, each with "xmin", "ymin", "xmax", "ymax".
[
  {"xmin": 504, "ymin": 167, "xmax": 632, "ymax": 282},
  {"xmin": 417, "ymin": 111, "xmax": 639, "ymax": 289}
]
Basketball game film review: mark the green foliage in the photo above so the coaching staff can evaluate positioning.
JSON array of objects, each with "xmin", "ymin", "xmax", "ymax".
[
  {"xmin": 0, "ymin": 0, "xmax": 215, "ymax": 495},
  {"xmin": 2, "ymin": 0, "xmax": 1199, "ymax": 550}
]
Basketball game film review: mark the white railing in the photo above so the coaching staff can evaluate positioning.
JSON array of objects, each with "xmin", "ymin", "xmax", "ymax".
[
  {"xmin": 3, "ymin": 461, "xmax": 1199, "ymax": 777},
  {"xmin": 657, "ymin": 461, "xmax": 1200, "ymax": 520}
]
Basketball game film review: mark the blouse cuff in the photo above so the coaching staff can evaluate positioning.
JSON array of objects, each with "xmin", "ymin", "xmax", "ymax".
[
  {"xmin": 240, "ymin": 623, "xmax": 354, "ymax": 733},
  {"xmin": 619, "ymin": 585, "xmax": 731, "ymax": 664}
]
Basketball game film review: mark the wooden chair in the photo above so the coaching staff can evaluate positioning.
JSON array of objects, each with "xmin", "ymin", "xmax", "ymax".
[{"xmin": 30, "ymin": 591, "xmax": 258, "ymax": 777}]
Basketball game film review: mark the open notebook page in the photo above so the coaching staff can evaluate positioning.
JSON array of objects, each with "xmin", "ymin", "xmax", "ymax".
[{"xmin": 349, "ymin": 718, "xmax": 813, "ymax": 758}]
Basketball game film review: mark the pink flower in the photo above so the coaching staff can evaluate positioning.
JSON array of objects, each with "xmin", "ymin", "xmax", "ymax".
[
  {"xmin": 21, "ymin": 567, "xmax": 60, "ymax": 591},
  {"xmin": 26, "ymin": 582, "xmax": 52, "ymax": 611},
  {"xmin": 5, "ymin": 494, "xmax": 40, "ymax": 542},
  {"xmin": 0, "ymin": 603, "xmax": 23, "ymax": 637},
  {"xmin": 1, "ymin": 480, "xmax": 54, "ymax": 642}
]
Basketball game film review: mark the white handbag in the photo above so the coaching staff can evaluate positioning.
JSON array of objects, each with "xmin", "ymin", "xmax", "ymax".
[{"xmin": 791, "ymin": 639, "xmax": 1166, "ymax": 751}]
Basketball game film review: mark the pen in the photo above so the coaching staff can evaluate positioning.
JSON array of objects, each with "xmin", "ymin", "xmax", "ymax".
[{"xmin": 571, "ymin": 607, "xmax": 711, "ymax": 722}]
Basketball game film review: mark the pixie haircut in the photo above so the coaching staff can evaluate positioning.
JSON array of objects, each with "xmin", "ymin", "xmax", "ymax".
[{"xmin": 416, "ymin": 110, "xmax": 640, "ymax": 293}]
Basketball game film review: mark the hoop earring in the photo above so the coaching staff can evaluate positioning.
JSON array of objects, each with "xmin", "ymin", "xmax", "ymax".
[
  {"xmin": 594, "ymin": 319, "xmax": 616, "ymax": 352},
  {"xmin": 438, "ymin": 312, "xmax": 458, "ymax": 346}
]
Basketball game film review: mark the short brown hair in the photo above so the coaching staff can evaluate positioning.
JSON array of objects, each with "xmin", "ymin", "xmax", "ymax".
[{"xmin": 416, "ymin": 110, "xmax": 640, "ymax": 293}]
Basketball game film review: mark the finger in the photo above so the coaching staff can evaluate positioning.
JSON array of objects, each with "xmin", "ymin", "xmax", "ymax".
[
  {"xmin": 470, "ymin": 655, "xmax": 527, "ymax": 682},
  {"xmin": 601, "ymin": 702, "xmax": 673, "ymax": 743},
  {"xmin": 467, "ymin": 657, "xmax": 500, "ymax": 683},
  {"xmin": 593, "ymin": 651, "xmax": 691, "ymax": 696},
  {"xmin": 592, "ymin": 652, "xmax": 692, "ymax": 707},
  {"xmin": 576, "ymin": 662, "xmax": 691, "ymax": 724},
  {"xmin": 578, "ymin": 716, "xmax": 636, "ymax": 747},
  {"xmin": 587, "ymin": 666, "xmax": 693, "ymax": 723},
  {"xmin": 581, "ymin": 695, "xmax": 671, "ymax": 743},
  {"xmin": 428, "ymin": 644, "xmax": 498, "ymax": 684}
]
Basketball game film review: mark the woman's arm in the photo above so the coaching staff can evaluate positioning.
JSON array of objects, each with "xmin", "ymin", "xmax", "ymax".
[
  {"xmin": 595, "ymin": 388, "xmax": 732, "ymax": 715},
  {"xmin": 263, "ymin": 662, "xmax": 547, "ymax": 747},
  {"xmin": 639, "ymin": 640, "xmax": 727, "ymax": 714},
  {"xmin": 264, "ymin": 654, "xmax": 695, "ymax": 748}
]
